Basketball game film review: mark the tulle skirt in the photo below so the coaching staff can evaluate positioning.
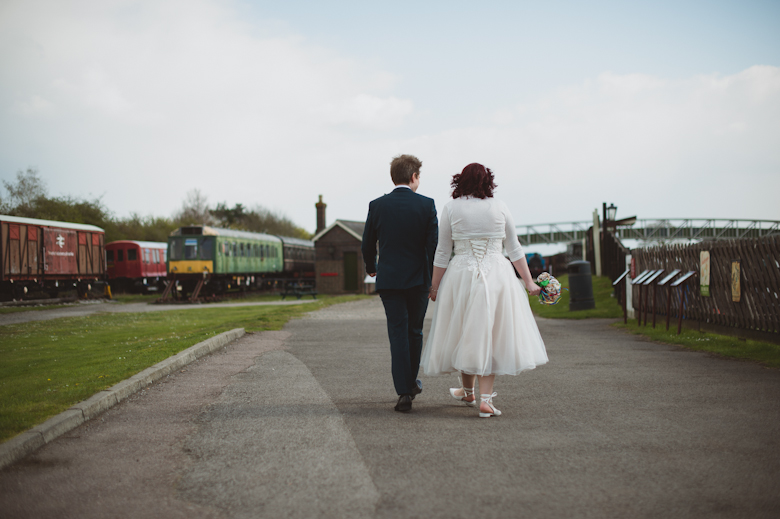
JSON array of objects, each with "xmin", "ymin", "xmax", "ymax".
[{"xmin": 421, "ymin": 253, "xmax": 548, "ymax": 376}]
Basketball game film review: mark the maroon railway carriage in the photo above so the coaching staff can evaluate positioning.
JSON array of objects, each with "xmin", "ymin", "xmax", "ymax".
[
  {"xmin": 0, "ymin": 215, "xmax": 105, "ymax": 299},
  {"xmin": 105, "ymin": 240, "xmax": 167, "ymax": 293}
]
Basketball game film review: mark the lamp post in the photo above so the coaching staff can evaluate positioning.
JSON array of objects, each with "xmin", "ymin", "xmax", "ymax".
[{"xmin": 606, "ymin": 203, "xmax": 617, "ymax": 227}]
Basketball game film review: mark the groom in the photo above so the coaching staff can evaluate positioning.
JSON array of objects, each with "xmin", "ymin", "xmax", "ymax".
[{"xmin": 362, "ymin": 154, "xmax": 438, "ymax": 413}]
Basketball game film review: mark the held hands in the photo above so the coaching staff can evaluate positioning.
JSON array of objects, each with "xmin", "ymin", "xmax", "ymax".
[{"xmin": 428, "ymin": 286, "xmax": 438, "ymax": 302}]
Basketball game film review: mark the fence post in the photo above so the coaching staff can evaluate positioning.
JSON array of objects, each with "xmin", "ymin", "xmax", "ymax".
[
  {"xmin": 593, "ymin": 210, "xmax": 602, "ymax": 277},
  {"xmin": 625, "ymin": 254, "xmax": 634, "ymax": 319}
]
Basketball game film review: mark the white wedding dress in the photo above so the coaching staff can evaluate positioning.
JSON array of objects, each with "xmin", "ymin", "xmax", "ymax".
[{"xmin": 421, "ymin": 197, "xmax": 548, "ymax": 376}]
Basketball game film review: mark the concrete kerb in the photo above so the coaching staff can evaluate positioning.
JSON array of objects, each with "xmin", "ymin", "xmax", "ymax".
[{"xmin": 0, "ymin": 328, "xmax": 246, "ymax": 470}]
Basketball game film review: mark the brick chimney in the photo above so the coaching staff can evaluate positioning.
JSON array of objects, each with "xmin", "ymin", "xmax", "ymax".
[{"xmin": 315, "ymin": 195, "xmax": 327, "ymax": 234}]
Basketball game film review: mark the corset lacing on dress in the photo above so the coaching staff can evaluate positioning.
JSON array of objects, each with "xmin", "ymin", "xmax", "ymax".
[{"xmin": 453, "ymin": 238, "xmax": 504, "ymax": 277}]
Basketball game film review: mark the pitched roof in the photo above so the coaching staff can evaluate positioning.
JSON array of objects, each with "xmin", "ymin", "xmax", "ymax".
[
  {"xmin": 312, "ymin": 219, "xmax": 365, "ymax": 242},
  {"xmin": 0, "ymin": 214, "xmax": 104, "ymax": 233}
]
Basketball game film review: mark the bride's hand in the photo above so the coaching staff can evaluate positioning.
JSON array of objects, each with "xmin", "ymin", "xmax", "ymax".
[
  {"xmin": 428, "ymin": 286, "xmax": 438, "ymax": 302},
  {"xmin": 527, "ymin": 284, "xmax": 542, "ymax": 297}
]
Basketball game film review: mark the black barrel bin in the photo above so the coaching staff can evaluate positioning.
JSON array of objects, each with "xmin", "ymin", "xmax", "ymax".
[{"xmin": 568, "ymin": 260, "xmax": 595, "ymax": 311}]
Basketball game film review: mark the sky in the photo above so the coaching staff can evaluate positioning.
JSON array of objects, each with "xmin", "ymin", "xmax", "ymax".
[{"xmin": 1, "ymin": 0, "xmax": 778, "ymax": 247}]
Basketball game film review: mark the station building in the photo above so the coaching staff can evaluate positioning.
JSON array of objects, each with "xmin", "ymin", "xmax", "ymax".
[{"xmin": 312, "ymin": 196, "xmax": 372, "ymax": 294}]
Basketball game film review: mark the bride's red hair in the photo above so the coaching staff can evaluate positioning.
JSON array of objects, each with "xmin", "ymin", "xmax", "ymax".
[{"xmin": 451, "ymin": 163, "xmax": 497, "ymax": 199}]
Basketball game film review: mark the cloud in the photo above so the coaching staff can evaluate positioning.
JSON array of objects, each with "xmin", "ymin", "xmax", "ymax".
[
  {"xmin": 0, "ymin": 0, "xmax": 777, "ymax": 234},
  {"xmin": 321, "ymin": 94, "xmax": 413, "ymax": 130},
  {"xmin": 405, "ymin": 65, "xmax": 780, "ymax": 227},
  {"xmin": 0, "ymin": 0, "xmax": 415, "ymax": 224}
]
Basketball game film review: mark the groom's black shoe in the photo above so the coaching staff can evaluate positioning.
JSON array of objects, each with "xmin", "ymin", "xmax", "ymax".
[
  {"xmin": 394, "ymin": 394, "xmax": 413, "ymax": 412},
  {"xmin": 410, "ymin": 379, "xmax": 422, "ymax": 400}
]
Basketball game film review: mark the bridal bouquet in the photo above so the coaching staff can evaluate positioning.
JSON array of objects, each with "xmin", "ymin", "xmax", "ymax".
[{"xmin": 535, "ymin": 272, "xmax": 564, "ymax": 305}]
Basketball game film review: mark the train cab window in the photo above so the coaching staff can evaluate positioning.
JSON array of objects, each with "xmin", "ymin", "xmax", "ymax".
[
  {"xmin": 106, "ymin": 250, "xmax": 114, "ymax": 262},
  {"xmin": 128, "ymin": 249, "xmax": 138, "ymax": 261},
  {"xmin": 201, "ymin": 238, "xmax": 214, "ymax": 260},
  {"xmin": 185, "ymin": 239, "xmax": 198, "ymax": 260},
  {"xmin": 170, "ymin": 239, "xmax": 183, "ymax": 260},
  {"xmin": 117, "ymin": 249, "xmax": 124, "ymax": 261}
]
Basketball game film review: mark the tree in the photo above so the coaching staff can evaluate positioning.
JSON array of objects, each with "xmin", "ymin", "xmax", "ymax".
[
  {"xmin": 1, "ymin": 167, "xmax": 47, "ymax": 213},
  {"xmin": 242, "ymin": 205, "xmax": 311, "ymax": 239},
  {"xmin": 174, "ymin": 189, "xmax": 214, "ymax": 226},
  {"xmin": 210, "ymin": 202, "xmax": 246, "ymax": 228}
]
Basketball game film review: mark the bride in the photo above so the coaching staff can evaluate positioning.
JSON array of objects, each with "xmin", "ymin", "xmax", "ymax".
[{"xmin": 420, "ymin": 163, "xmax": 548, "ymax": 418}]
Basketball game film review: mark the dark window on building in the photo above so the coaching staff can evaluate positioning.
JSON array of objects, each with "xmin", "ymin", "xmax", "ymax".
[{"xmin": 128, "ymin": 249, "xmax": 138, "ymax": 261}]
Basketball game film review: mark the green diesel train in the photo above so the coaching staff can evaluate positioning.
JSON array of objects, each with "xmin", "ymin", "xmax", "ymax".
[{"xmin": 165, "ymin": 226, "xmax": 314, "ymax": 296}]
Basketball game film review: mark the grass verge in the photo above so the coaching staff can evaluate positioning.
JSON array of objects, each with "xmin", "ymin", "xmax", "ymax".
[
  {"xmin": 614, "ymin": 321, "xmax": 780, "ymax": 369},
  {"xmin": 527, "ymin": 274, "xmax": 623, "ymax": 319},
  {"xmin": 526, "ymin": 273, "xmax": 780, "ymax": 369},
  {"xmin": 0, "ymin": 304, "xmax": 73, "ymax": 315},
  {"xmin": 0, "ymin": 294, "xmax": 368, "ymax": 442},
  {"xmin": 110, "ymin": 292, "xmax": 300, "ymax": 304}
]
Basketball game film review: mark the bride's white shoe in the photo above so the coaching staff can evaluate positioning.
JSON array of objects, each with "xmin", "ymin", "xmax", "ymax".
[
  {"xmin": 479, "ymin": 392, "xmax": 501, "ymax": 418},
  {"xmin": 449, "ymin": 386, "xmax": 477, "ymax": 407}
]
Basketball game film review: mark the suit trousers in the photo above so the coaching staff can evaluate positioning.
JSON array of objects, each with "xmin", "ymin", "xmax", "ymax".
[{"xmin": 379, "ymin": 286, "xmax": 430, "ymax": 395}]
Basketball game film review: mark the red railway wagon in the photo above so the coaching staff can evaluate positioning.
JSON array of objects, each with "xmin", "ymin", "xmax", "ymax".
[
  {"xmin": 105, "ymin": 240, "xmax": 167, "ymax": 293},
  {"xmin": 1, "ymin": 214, "xmax": 105, "ymax": 299}
]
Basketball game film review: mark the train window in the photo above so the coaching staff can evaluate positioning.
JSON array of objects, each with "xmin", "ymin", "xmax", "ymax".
[
  {"xmin": 106, "ymin": 250, "xmax": 114, "ymax": 262},
  {"xmin": 128, "ymin": 249, "xmax": 138, "ymax": 261},
  {"xmin": 117, "ymin": 249, "xmax": 124, "ymax": 261},
  {"xmin": 153, "ymin": 250, "xmax": 159, "ymax": 263},
  {"xmin": 170, "ymin": 239, "xmax": 183, "ymax": 260},
  {"xmin": 201, "ymin": 238, "xmax": 214, "ymax": 260},
  {"xmin": 162, "ymin": 250, "xmax": 167, "ymax": 262},
  {"xmin": 143, "ymin": 249, "xmax": 150, "ymax": 264},
  {"xmin": 185, "ymin": 239, "xmax": 198, "ymax": 260}
]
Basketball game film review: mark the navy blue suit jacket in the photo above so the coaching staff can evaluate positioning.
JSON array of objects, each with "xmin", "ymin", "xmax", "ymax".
[{"xmin": 362, "ymin": 187, "xmax": 438, "ymax": 291}]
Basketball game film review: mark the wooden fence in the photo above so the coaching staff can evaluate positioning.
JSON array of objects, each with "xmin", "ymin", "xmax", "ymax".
[{"xmin": 630, "ymin": 236, "xmax": 780, "ymax": 336}]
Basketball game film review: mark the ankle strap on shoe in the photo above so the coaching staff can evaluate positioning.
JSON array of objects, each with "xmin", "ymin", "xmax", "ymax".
[{"xmin": 480, "ymin": 392, "xmax": 498, "ymax": 402}]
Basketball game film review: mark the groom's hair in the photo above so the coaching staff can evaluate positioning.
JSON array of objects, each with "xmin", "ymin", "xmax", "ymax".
[{"xmin": 390, "ymin": 154, "xmax": 422, "ymax": 185}]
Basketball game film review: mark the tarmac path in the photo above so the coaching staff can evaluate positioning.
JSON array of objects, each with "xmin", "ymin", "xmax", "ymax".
[
  {"xmin": 1, "ymin": 297, "xmax": 779, "ymax": 518},
  {"xmin": 0, "ymin": 299, "xmax": 318, "ymax": 326}
]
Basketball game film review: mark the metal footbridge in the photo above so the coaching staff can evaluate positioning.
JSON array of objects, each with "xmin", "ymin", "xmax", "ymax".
[{"xmin": 517, "ymin": 218, "xmax": 780, "ymax": 246}]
